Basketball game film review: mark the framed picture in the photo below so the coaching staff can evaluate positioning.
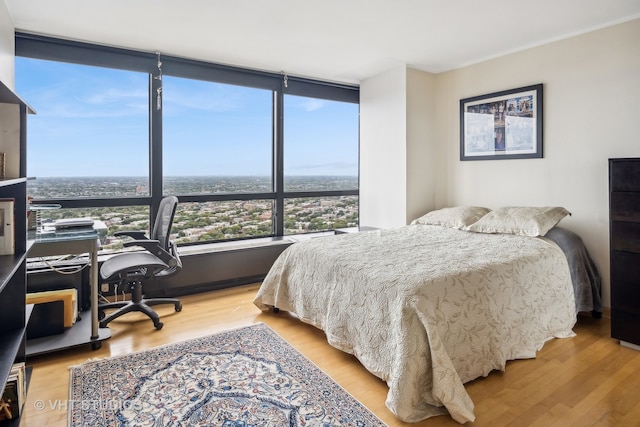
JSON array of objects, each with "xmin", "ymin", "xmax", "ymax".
[{"xmin": 460, "ymin": 83, "xmax": 543, "ymax": 161}]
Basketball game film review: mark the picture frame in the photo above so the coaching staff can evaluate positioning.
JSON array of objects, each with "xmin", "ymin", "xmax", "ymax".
[{"xmin": 460, "ymin": 83, "xmax": 543, "ymax": 161}]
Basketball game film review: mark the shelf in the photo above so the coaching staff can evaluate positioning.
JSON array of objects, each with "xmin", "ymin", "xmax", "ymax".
[
  {"xmin": 0, "ymin": 82, "xmax": 33, "ymax": 111},
  {"xmin": 0, "ymin": 252, "xmax": 27, "ymax": 294},
  {"xmin": 0, "ymin": 329, "xmax": 25, "ymax": 390},
  {"xmin": 26, "ymin": 307, "xmax": 111, "ymax": 356},
  {"xmin": 0, "ymin": 177, "xmax": 27, "ymax": 188}
]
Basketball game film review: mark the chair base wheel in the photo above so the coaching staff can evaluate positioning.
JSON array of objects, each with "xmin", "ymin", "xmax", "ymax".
[{"xmin": 98, "ymin": 290, "xmax": 181, "ymax": 330}]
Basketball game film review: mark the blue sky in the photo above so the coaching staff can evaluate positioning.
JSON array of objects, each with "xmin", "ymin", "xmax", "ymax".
[{"xmin": 15, "ymin": 57, "xmax": 359, "ymax": 177}]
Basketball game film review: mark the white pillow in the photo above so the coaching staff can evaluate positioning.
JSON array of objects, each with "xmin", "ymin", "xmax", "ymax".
[
  {"xmin": 465, "ymin": 206, "xmax": 571, "ymax": 237},
  {"xmin": 411, "ymin": 206, "xmax": 491, "ymax": 229}
]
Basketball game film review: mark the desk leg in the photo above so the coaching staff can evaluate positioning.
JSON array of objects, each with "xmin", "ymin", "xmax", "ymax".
[{"xmin": 90, "ymin": 238, "xmax": 99, "ymax": 340}]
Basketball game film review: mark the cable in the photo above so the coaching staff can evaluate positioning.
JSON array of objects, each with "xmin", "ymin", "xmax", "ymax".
[{"xmin": 36, "ymin": 256, "xmax": 90, "ymax": 275}]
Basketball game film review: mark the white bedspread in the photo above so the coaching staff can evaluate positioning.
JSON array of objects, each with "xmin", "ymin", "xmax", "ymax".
[{"xmin": 253, "ymin": 225, "xmax": 576, "ymax": 423}]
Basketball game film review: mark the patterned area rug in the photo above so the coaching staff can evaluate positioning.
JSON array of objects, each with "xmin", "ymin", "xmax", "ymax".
[{"xmin": 69, "ymin": 322, "xmax": 386, "ymax": 426}]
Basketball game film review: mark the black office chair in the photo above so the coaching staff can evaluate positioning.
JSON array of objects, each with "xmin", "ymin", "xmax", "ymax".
[{"xmin": 98, "ymin": 196, "xmax": 182, "ymax": 330}]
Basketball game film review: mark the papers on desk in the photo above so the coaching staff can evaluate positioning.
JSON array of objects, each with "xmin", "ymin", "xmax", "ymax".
[{"xmin": 36, "ymin": 219, "xmax": 108, "ymax": 246}]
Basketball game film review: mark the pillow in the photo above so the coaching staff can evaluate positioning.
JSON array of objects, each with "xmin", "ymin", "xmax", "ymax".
[
  {"xmin": 411, "ymin": 206, "xmax": 491, "ymax": 229},
  {"xmin": 465, "ymin": 206, "xmax": 571, "ymax": 237}
]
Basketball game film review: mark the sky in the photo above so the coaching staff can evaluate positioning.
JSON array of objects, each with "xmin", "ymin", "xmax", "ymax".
[{"xmin": 15, "ymin": 57, "xmax": 359, "ymax": 178}]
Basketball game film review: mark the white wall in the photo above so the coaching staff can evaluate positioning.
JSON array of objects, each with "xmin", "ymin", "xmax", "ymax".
[
  {"xmin": 360, "ymin": 66, "xmax": 437, "ymax": 228},
  {"xmin": 406, "ymin": 68, "xmax": 437, "ymax": 224},
  {"xmin": 360, "ymin": 66, "xmax": 408, "ymax": 228},
  {"xmin": 0, "ymin": 1, "xmax": 15, "ymax": 87},
  {"xmin": 360, "ymin": 18, "xmax": 640, "ymax": 308}
]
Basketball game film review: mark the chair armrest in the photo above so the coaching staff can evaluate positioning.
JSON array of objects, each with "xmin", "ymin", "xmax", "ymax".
[
  {"xmin": 123, "ymin": 239, "xmax": 160, "ymax": 251},
  {"xmin": 114, "ymin": 230, "xmax": 148, "ymax": 240},
  {"xmin": 124, "ymin": 239, "xmax": 177, "ymax": 267}
]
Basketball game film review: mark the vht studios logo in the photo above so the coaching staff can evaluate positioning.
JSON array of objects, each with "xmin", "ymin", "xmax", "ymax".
[{"xmin": 33, "ymin": 399, "xmax": 144, "ymax": 411}]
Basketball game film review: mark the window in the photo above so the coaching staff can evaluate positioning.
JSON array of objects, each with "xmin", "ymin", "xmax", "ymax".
[
  {"xmin": 284, "ymin": 196, "xmax": 358, "ymax": 234},
  {"xmin": 283, "ymin": 95, "xmax": 359, "ymax": 190},
  {"xmin": 174, "ymin": 200, "xmax": 274, "ymax": 243},
  {"xmin": 162, "ymin": 76, "xmax": 273, "ymax": 194},
  {"xmin": 16, "ymin": 58, "xmax": 149, "ymax": 197},
  {"xmin": 15, "ymin": 33, "xmax": 359, "ymax": 251},
  {"xmin": 283, "ymin": 95, "xmax": 359, "ymax": 233}
]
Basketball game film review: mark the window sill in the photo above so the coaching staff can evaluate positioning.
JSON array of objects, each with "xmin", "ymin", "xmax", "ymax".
[{"xmin": 178, "ymin": 236, "xmax": 292, "ymax": 255}]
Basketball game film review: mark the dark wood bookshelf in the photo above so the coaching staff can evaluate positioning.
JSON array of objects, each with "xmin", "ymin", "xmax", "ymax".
[
  {"xmin": 0, "ymin": 253, "xmax": 27, "ymax": 294},
  {"xmin": 0, "ymin": 80, "xmax": 33, "ymax": 427},
  {"xmin": 0, "ymin": 329, "xmax": 24, "ymax": 389}
]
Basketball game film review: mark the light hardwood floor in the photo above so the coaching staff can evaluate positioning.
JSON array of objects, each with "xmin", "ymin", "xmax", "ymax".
[{"xmin": 21, "ymin": 283, "xmax": 640, "ymax": 426}]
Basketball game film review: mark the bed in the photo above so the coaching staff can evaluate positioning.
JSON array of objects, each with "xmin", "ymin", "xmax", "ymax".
[{"xmin": 253, "ymin": 206, "xmax": 598, "ymax": 423}]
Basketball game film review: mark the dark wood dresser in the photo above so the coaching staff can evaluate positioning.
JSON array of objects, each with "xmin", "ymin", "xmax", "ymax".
[{"xmin": 609, "ymin": 158, "xmax": 640, "ymax": 347}]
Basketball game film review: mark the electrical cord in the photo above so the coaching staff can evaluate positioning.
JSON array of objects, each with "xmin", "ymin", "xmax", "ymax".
[{"xmin": 34, "ymin": 255, "xmax": 90, "ymax": 275}]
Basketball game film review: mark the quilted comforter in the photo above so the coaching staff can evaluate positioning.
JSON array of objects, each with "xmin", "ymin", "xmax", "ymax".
[{"xmin": 253, "ymin": 225, "xmax": 576, "ymax": 423}]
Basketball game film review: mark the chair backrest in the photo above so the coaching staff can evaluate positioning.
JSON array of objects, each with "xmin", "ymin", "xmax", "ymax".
[{"xmin": 151, "ymin": 196, "xmax": 178, "ymax": 252}]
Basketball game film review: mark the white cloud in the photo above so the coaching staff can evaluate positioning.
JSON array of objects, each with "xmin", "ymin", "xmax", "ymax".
[
  {"xmin": 83, "ymin": 88, "xmax": 147, "ymax": 105},
  {"xmin": 300, "ymin": 99, "xmax": 325, "ymax": 111}
]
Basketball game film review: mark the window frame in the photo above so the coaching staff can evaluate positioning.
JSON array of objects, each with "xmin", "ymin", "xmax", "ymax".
[{"xmin": 15, "ymin": 32, "xmax": 359, "ymax": 244}]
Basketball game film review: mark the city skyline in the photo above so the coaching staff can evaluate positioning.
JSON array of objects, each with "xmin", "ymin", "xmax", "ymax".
[
  {"xmin": 27, "ymin": 175, "xmax": 359, "ymax": 199},
  {"xmin": 26, "ymin": 175, "xmax": 359, "ymax": 248}
]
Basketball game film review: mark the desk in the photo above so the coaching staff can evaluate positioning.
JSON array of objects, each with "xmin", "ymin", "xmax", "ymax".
[{"xmin": 26, "ymin": 222, "xmax": 111, "ymax": 355}]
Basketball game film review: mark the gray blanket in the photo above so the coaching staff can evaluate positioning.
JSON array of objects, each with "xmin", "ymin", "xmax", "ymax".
[{"xmin": 545, "ymin": 227, "xmax": 602, "ymax": 315}]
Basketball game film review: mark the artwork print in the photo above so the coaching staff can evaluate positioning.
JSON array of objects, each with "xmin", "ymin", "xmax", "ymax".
[{"xmin": 460, "ymin": 84, "xmax": 542, "ymax": 161}]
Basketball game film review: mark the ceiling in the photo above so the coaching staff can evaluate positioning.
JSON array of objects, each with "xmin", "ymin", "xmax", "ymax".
[{"xmin": 5, "ymin": 0, "xmax": 640, "ymax": 84}]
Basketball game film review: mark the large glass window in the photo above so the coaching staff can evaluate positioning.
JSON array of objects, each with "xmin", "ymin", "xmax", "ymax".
[
  {"xmin": 15, "ymin": 34, "xmax": 359, "ymax": 251},
  {"xmin": 284, "ymin": 195, "xmax": 358, "ymax": 234},
  {"xmin": 174, "ymin": 200, "xmax": 274, "ymax": 243},
  {"xmin": 162, "ymin": 76, "xmax": 273, "ymax": 194},
  {"xmin": 27, "ymin": 177, "xmax": 149, "ymax": 198},
  {"xmin": 16, "ymin": 58, "xmax": 150, "ymax": 197},
  {"xmin": 283, "ymin": 95, "xmax": 359, "ymax": 233},
  {"xmin": 283, "ymin": 95, "xmax": 359, "ymax": 191}
]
